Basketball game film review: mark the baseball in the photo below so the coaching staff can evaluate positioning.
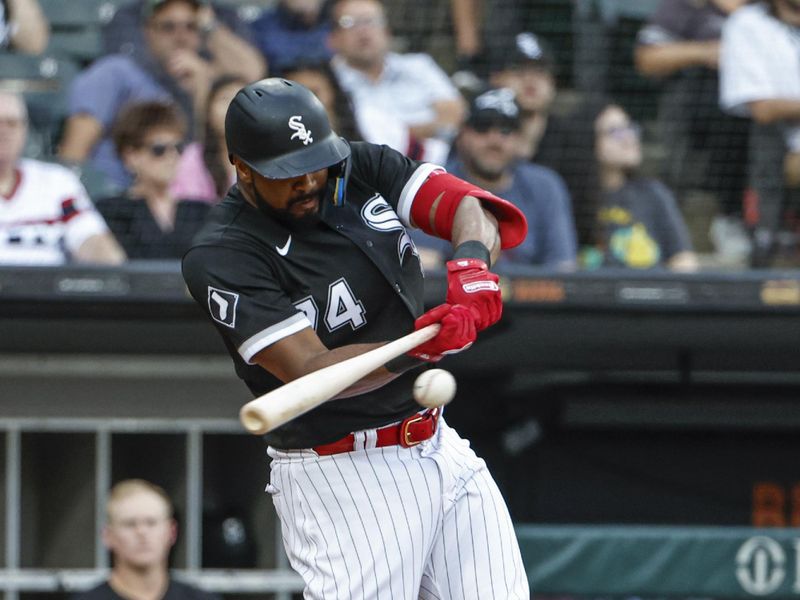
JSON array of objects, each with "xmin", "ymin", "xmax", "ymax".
[{"xmin": 413, "ymin": 368, "xmax": 457, "ymax": 408}]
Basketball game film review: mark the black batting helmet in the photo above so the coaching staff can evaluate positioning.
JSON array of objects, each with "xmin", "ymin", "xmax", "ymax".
[{"xmin": 225, "ymin": 78, "xmax": 351, "ymax": 179}]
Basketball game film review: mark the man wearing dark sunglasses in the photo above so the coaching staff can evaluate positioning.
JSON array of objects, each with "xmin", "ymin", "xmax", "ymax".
[
  {"xmin": 412, "ymin": 87, "xmax": 577, "ymax": 271},
  {"xmin": 59, "ymin": 0, "xmax": 264, "ymax": 192}
]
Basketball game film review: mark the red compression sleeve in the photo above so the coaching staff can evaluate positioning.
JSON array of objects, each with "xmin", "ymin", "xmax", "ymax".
[{"xmin": 409, "ymin": 171, "xmax": 528, "ymax": 249}]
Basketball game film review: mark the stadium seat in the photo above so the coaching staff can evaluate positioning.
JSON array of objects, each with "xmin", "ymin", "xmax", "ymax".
[
  {"xmin": 0, "ymin": 52, "xmax": 80, "ymax": 156},
  {"xmin": 39, "ymin": 0, "xmax": 125, "ymax": 64},
  {"xmin": 215, "ymin": 0, "xmax": 271, "ymax": 23}
]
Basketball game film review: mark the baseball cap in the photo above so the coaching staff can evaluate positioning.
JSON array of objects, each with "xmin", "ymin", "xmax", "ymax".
[
  {"xmin": 489, "ymin": 31, "xmax": 555, "ymax": 74},
  {"xmin": 465, "ymin": 88, "xmax": 521, "ymax": 131},
  {"xmin": 141, "ymin": 0, "xmax": 202, "ymax": 19}
]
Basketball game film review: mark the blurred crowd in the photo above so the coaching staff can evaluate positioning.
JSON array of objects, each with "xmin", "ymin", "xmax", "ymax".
[{"xmin": 2, "ymin": 0, "xmax": 799, "ymax": 270}]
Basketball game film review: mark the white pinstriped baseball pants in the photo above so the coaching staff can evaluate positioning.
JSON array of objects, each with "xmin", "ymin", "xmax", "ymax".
[{"xmin": 266, "ymin": 418, "xmax": 530, "ymax": 599}]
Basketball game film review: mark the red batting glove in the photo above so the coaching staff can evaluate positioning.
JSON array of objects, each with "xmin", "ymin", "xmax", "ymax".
[
  {"xmin": 408, "ymin": 303, "xmax": 477, "ymax": 362},
  {"xmin": 445, "ymin": 258, "xmax": 502, "ymax": 331}
]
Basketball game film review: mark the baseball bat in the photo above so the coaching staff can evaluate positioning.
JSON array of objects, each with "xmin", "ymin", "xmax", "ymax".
[{"xmin": 239, "ymin": 323, "xmax": 441, "ymax": 435}]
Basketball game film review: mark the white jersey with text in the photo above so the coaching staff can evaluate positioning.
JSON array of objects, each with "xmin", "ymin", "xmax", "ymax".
[{"xmin": 0, "ymin": 159, "xmax": 110, "ymax": 265}]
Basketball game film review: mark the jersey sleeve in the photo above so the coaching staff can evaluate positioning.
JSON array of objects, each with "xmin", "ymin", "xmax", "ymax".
[
  {"xmin": 347, "ymin": 142, "xmax": 443, "ymax": 229},
  {"xmin": 56, "ymin": 169, "xmax": 112, "ymax": 255},
  {"xmin": 182, "ymin": 245, "xmax": 312, "ymax": 364}
]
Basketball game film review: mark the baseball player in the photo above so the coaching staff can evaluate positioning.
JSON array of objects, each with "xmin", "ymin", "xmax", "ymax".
[{"xmin": 182, "ymin": 78, "xmax": 529, "ymax": 599}]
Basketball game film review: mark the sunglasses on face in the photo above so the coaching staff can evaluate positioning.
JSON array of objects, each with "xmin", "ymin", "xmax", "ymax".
[
  {"xmin": 599, "ymin": 123, "xmax": 641, "ymax": 140},
  {"xmin": 151, "ymin": 20, "xmax": 198, "ymax": 34},
  {"xmin": 336, "ymin": 15, "xmax": 386, "ymax": 29},
  {"xmin": 144, "ymin": 141, "xmax": 185, "ymax": 157}
]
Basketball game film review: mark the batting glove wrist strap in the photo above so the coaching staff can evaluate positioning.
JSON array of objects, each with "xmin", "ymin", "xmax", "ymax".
[{"xmin": 452, "ymin": 240, "xmax": 491, "ymax": 268}]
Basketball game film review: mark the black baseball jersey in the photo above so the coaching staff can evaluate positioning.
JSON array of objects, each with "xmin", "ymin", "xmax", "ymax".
[
  {"xmin": 72, "ymin": 580, "xmax": 220, "ymax": 600},
  {"xmin": 182, "ymin": 142, "xmax": 444, "ymax": 448}
]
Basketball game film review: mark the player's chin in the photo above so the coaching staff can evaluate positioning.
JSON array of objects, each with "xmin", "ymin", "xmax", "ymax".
[
  {"xmin": 292, "ymin": 198, "xmax": 318, "ymax": 215},
  {"xmin": 290, "ymin": 202, "xmax": 322, "ymax": 225}
]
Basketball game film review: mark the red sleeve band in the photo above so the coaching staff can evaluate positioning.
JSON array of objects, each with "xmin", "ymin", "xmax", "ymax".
[{"xmin": 409, "ymin": 171, "xmax": 528, "ymax": 249}]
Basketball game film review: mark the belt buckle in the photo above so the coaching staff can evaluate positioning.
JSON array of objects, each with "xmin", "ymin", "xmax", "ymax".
[{"xmin": 400, "ymin": 413, "xmax": 426, "ymax": 448}]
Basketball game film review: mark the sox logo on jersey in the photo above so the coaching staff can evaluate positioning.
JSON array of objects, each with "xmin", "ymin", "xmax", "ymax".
[{"xmin": 361, "ymin": 194, "xmax": 418, "ymax": 265}]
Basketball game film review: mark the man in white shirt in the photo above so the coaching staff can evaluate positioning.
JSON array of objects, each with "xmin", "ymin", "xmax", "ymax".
[
  {"xmin": 328, "ymin": 0, "xmax": 465, "ymax": 165},
  {"xmin": 720, "ymin": 0, "xmax": 800, "ymax": 144},
  {"xmin": 0, "ymin": 91, "xmax": 125, "ymax": 266},
  {"xmin": 720, "ymin": 0, "xmax": 800, "ymax": 263}
]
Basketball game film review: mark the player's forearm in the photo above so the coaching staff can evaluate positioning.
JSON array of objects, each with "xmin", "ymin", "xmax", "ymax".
[
  {"xmin": 205, "ymin": 25, "xmax": 266, "ymax": 82},
  {"xmin": 7, "ymin": 0, "xmax": 49, "ymax": 54},
  {"xmin": 450, "ymin": 0, "xmax": 480, "ymax": 56},
  {"xmin": 450, "ymin": 196, "xmax": 501, "ymax": 264},
  {"xmin": 58, "ymin": 115, "xmax": 103, "ymax": 162},
  {"xmin": 306, "ymin": 343, "xmax": 407, "ymax": 398},
  {"xmin": 257, "ymin": 339, "xmax": 405, "ymax": 399},
  {"xmin": 749, "ymin": 99, "xmax": 800, "ymax": 124},
  {"xmin": 408, "ymin": 99, "xmax": 466, "ymax": 141},
  {"xmin": 634, "ymin": 42, "xmax": 718, "ymax": 78},
  {"xmin": 73, "ymin": 233, "xmax": 127, "ymax": 265}
]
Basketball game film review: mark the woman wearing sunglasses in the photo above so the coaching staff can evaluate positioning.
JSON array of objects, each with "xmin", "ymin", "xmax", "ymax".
[{"xmin": 96, "ymin": 100, "xmax": 210, "ymax": 259}]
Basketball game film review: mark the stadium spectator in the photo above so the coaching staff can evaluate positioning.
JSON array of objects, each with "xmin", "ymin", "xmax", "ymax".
[
  {"xmin": 280, "ymin": 61, "xmax": 363, "ymax": 141},
  {"xmin": 73, "ymin": 479, "xmax": 219, "ymax": 600},
  {"xmin": 170, "ymin": 75, "xmax": 246, "ymax": 203},
  {"xmin": 412, "ymin": 87, "xmax": 577, "ymax": 271},
  {"xmin": 102, "ymin": 0, "xmax": 264, "ymax": 80},
  {"xmin": 0, "ymin": 91, "xmax": 125, "ymax": 266},
  {"xmin": 487, "ymin": 31, "xmax": 570, "ymax": 170},
  {"xmin": 559, "ymin": 99, "xmax": 699, "ymax": 271},
  {"xmin": 251, "ymin": 0, "xmax": 333, "ymax": 73},
  {"xmin": 0, "ymin": 0, "xmax": 48, "ymax": 54},
  {"xmin": 58, "ymin": 0, "xmax": 262, "ymax": 192},
  {"xmin": 96, "ymin": 101, "xmax": 210, "ymax": 259},
  {"xmin": 635, "ymin": 0, "xmax": 751, "ymax": 264},
  {"xmin": 328, "ymin": 0, "xmax": 466, "ymax": 165},
  {"xmin": 720, "ymin": 0, "xmax": 800, "ymax": 265}
]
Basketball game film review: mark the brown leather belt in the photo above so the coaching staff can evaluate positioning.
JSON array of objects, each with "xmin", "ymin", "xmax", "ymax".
[{"xmin": 313, "ymin": 409, "xmax": 440, "ymax": 456}]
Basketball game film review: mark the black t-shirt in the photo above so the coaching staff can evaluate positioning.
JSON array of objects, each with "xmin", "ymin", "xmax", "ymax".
[
  {"xmin": 96, "ymin": 196, "xmax": 211, "ymax": 259},
  {"xmin": 597, "ymin": 178, "xmax": 693, "ymax": 268},
  {"xmin": 73, "ymin": 580, "xmax": 220, "ymax": 600},
  {"xmin": 182, "ymin": 142, "xmax": 434, "ymax": 448}
]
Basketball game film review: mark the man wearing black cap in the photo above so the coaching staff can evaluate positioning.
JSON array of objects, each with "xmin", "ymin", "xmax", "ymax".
[
  {"xmin": 413, "ymin": 87, "xmax": 577, "ymax": 271},
  {"xmin": 182, "ymin": 78, "xmax": 530, "ymax": 598},
  {"xmin": 59, "ymin": 0, "xmax": 264, "ymax": 190},
  {"xmin": 488, "ymin": 32, "xmax": 570, "ymax": 170}
]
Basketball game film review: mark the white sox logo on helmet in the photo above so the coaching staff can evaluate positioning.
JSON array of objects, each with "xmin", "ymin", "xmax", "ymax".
[{"xmin": 288, "ymin": 115, "xmax": 313, "ymax": 145}]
